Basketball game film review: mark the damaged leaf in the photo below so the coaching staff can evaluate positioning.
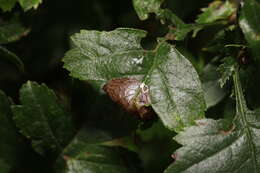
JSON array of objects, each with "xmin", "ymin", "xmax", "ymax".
[
  {"xmin": 63, "ymin": 28, "xmax": 206, "ymax": 131},
  {"xmin": 103, "ymin": 78, "xmax": 155, "ymax": 120}
]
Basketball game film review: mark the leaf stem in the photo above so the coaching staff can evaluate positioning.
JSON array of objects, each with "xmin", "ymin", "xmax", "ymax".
[{"xmin": 233, "ymin": 68, "xmax": 258, "ymax": 172}]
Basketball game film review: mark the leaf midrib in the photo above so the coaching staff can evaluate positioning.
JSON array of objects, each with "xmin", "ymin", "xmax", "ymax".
[
  {"xmin": 137, "ymin": 43, "xmax": 182, "ymax": 130},
  {"xmin": 233, "ymin": 71, "xmax": 258, "ymax": 172}
]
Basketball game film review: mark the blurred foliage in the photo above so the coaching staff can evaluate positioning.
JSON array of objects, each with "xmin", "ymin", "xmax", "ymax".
[{"xmin": 1, "ymin": 0, "xmax": 260, "ymax": 172}]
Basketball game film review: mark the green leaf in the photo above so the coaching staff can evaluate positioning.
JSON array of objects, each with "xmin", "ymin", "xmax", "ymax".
[
  {"xmin": 55, "ymin": 128, "xmax": 141, "ymax": 173},
  {"xmin": 132, "ymin": 0, "xmax": 234, "ymax": 41},
  {"xmin": 132, "ymin": 0, "xmax": 200, "ymax": 40},
  {"xmin": 18, "ymin": 0, "xmax": 42, "ymax": 11},
  {"xmin": 218, "ymin": 57, "xmax": 237, "ymax": 88},
  {"xmin": 157, "ymin": 9, "xmax": 203, "ymax": 40},
  {"xmin": 165, "ymin": 69, "xmax": 260, "ymax": 173},
  {"xmin": 63, "ymin": 28, "xmax": 147, "ymax": 83},
  {"xmin": 132, "ymin": 0, "xmax": 198, "ymax": 40},
  {"xmin": 239, "ymin": 0, "xmax": 260, "ymax": 60},
  {"xmin": 0, "ymin": 0, "xmax": 16, "ymax": 11},
  {"xmin": 196, "ymin": 1, "xmax": 236, "ymax": 24},
  {"xmin": 63, "ymin": 28, "xmax": 206, "ymax": 132},
  {"xmin": 0, "ymin": 0, "xmax": 42, "ymax": 11},
  {"xmin": 0, "ymin": 90, "xmax": 24, "ymax": 172},
  {"xmin": 148, "ymin": 42, "xmax": 205, "ymax": 131},
  {"xmin": 0, "ymin": 17, "xmax": 30, "ymax": 44},
  {"xmin": 12, "ymin": 81, "xmax": 74, "ymax": 155},
  {"xmin": 132, "ymin": 0, "xmax": 164, "ymax": 20},
  {"xmin": 201, "ymin": 64, "xmax": 226, "ymax": 108},
  {"xmin": 0, "ymin": 46, "xmax": 25, "ymax": 72}
]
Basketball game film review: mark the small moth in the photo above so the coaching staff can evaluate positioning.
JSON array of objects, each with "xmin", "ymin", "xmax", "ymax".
[{"xmin": 103, "ymin": 78, "xmax": 155, "ymax": 120}]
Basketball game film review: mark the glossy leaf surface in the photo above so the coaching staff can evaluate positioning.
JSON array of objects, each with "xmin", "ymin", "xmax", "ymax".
[
  {"xmin": 165, "ymin": 70, "xmax": 260, "ymax": 173},
  {"xmin": 63, "ymin": 28, "xmax": 205, "ymax": 131}
]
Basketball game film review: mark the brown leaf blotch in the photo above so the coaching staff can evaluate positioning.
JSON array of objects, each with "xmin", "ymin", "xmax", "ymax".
[
  {"xmin": 219, "ymin": 125, "xmax": 235, "ymax": 136},
  {"xmin": 103, "ymin": 78, "xmax": 155, "ymax": 120}
]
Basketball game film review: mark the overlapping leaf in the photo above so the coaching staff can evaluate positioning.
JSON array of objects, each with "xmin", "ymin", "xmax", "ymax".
[
  {"xmin": 0, "ymin": 0, "xmax": 42, "ymax": 11},
  {"xmin": 132, "ymin": 0, "xmax": 164, "ymax": 20},
  {"xmin": 165, "ymin": 70, "xmax": 260, "ymax": 173},
  {"xmin": 218, "ymin": 57, "xmax": 237, "ymax": 88},
  {"xmin": 0, "ymin": 0, "xmax": 16, "ymax": 12},
  {"xmin": 132, "ymin": 0, "xmax": 236, "ymax": 41},
  {"xmin": 132, "ymin": 0, "xmax": 199, "ymax": 40},
  {"xmin": 148, "ymin": 42, "xmax": 205, "ymax": 131},
  {"xmin": 18, "ymin": 0, "xmax": 42, "ymax": 11},
  {"xmin": 157, "ymin": 9, "xmax": 203, "ymax": 40},
  {"xmin": 239, "ymin": 0, "xmax": 260, "ymax": 60},
  {"xmin": 196, "ymin": 1, "xmax": 236, "ymax": 24},
  {"xmin": 0, "ymin": 46, "xmax": 24, "ymax": 72},
  {"xmin": 0, "ymin": 90, "xmax": 25, "ymax": 172},
  {"xmin": 201, "ymin": 64, "xmax": 226, "ymax": 108},
  {"xmin": 55, "ymin": 128, "xmax": 141, "ymax": 173},
  {"xmin": 0, "ymin": 17, "xmax": 30, "ymax": 44},
  {"xmin": 63, "ymin": 28, "xmax": 206, "ymax": 131},
  {"xmin": 12, "ymin": 81, "xmax": 75, "ymax": 155},
  {"xmin": 63, "ymin": 28, "xmax": 147, "ymax": 84}
]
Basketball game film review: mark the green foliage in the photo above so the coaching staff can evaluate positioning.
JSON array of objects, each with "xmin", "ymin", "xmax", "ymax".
[
  {"xmin": 1, "ymin": 0, "xmax": 260, "ymax": 172},
  {"xmin": 239, "ymin": 0, "xmax": 260, "ymax": 60},
  {"xmin": 0, "ymin": 16, "xmax": 29, "ymax": 44},
  {"xmin": 133, "ymin": 0, "xmax": 236, "ymax": 41},
  {"xmin": 12, "ymin": 81, "xmax": 75, "ymax": 155},
  {"xmin": 133, "ymin": 0, "xmax": 164, "ymax": 20},
  {"xmin": 201, "ymin": 63, "xmax": 226, "ymax": 108},
  {"xmin": 0, "ymin": 46, "xmax": 24, "ymax": 72},
  {"xmin": 0, "ymin": 0, "xmax": 42, "ymax": 11},
  {"xmin": 165, "ymin": 69, "xmax": 260, "ymax": 172},
  {"xmin": 55, "ymin": 128, "xmax": 141, "ymax": 173},
  {"xmin": 0, "ymin": 90, "xmax": 23, "ymax": 172},
  {"xmin": 0, "ymin": 0, "xmax": 16, "ymax": 12},
  {"xmin": 63, "ymin": 28, "xmax": 147, "ymax": 83},
  {"xmin": 18, "ymin": 0, "xmax": 42, "ymax": 11},
  {"xmin": 63, "ymin": 29, "xmax": 206, "ymax": 131},
  {"xmin": 196, "ymin": 1, "xmax": 236, "ymax": 24},
  {"xmin": 218, "ymin": 56, "xmax": 237, "ymax": 88}
]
